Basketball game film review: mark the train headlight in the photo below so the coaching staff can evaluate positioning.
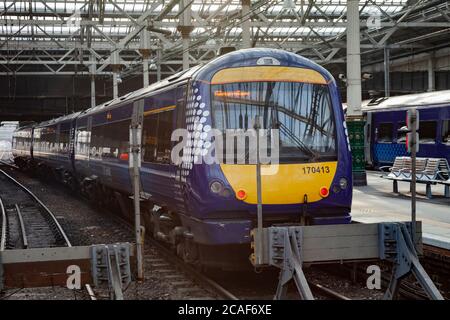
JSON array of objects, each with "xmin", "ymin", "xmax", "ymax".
[
  {"xmin": 210, "ymin": 181, "xmax": 224, "ymax": 194},
  {"xmin": 339, "ymin": 178, "xmax": 348, "ymax": 190}
]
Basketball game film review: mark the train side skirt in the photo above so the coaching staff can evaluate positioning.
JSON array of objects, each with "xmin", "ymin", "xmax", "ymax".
[{"xmin": 251, "ymin": 221, "xmax": 444, "ymax": 300}]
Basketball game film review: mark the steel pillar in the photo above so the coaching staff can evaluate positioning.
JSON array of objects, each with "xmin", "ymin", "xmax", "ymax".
[
  {"xmin": 157, "ymin": 47, "xmax": 162, "ymax": 82},
  {"xmin": 178, "ymin": 0, "xmax": 193, "ymax": 71},
  {"xmin": 89, "ymin": 56, "xmax": 96, "ymax": 108},
  {"xmin": 384, "ymin": 46, "xmax": 390, "ymax": 97},
  {"xmin": 111, "ymin": 50, "xmax": 121, "ymax": 99},
  {"xmin": 241, "ymin": 0, "xmax": 251, "ymax": 48},
  {"xmin": 140, "ymin": 28, "xmax": 151, "ymax": 88},
  {"xmin": 182, "ymin": 36, "xmax": 190, "ymax": 70},
  {"xmin": 346, "ymin": 0, "xmax": 367, "ymax": 186},
  {"xmin": 427, "ymin": 54, "xmax": 435, "ymax": 92},
  {"xmin": 112, "ymin": 72, "xmax": 119, "ymax": 98}
]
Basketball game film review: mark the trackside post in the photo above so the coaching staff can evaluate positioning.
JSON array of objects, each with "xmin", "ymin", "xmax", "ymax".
[{"xmin": 131, "ymin": 100, "xmax": 145, "ymax": 281}]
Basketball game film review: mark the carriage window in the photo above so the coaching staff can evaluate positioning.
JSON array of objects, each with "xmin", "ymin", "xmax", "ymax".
[
  {"xmin": 142, "ymin": 109, "xmax": 174, "ymax": 164},
  {"xmin": 90, "ymin": 120, "xmax": 130, "ymax": 159},
  {"xmin": 377, "ymin": 123, "xmax": 393, "ymax": 143},
  {"xmin": 75, "ymin": 122, "xmax": 90, "ymax": 158},
  {"xmin": 443, "ymin": 120, "xmax": 449, "ymax": 144},
  {"xmin": 59, "ymin": 129, "xmax": 70, "ymax": 154},
  {"xmin": 38, "ymin": 126, "xmax": 57, "ymax": 153},
  {"xmin": 419, "ymin": 121, "xmax": 436, "ymax": 144},
  {"xmin": 397, "ymin": 122, "xmax": 407, "ymax": 143}
]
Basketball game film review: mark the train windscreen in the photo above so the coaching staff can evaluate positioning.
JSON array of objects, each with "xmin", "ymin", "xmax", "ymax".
[{"xmin": 211, "ymin": 81, "xmax": 337, "ymax": 163}]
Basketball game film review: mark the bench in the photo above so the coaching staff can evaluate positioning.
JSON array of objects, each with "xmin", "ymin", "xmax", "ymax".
[
  {"xmin": 432, "ymin": 158, "xmax": 450, "ymax": 198},
  {"xmin": 380, "ymin": 157, "xmax": 450, "ymax": 199}
]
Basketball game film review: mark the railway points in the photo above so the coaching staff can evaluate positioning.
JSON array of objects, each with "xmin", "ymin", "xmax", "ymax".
[{"xmin": 0, "ymin": 0, "xmax": 449, "ymax": 309}]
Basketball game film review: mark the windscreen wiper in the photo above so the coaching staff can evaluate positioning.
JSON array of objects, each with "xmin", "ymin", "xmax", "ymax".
[{"xmin": 276, "ymin": 121, "xmax": 320, "ymax": 161}]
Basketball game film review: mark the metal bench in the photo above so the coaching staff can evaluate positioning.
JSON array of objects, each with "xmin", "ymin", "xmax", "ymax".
[
  {"xmin": 380, "ymin": 156, "xmax": 409, "ymax": 178},
  {"xmin": 432, "ymin": 158, "xmax": 450, "ymax": 198},
  {"xmin": 381, "ymin": 157, "xmax": 448, "ymax": 199}
]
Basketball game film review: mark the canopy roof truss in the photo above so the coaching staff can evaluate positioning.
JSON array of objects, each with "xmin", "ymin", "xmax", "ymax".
[{"xmin": 0, "ymin": 0, "xmax": 449, "ymax": 77}]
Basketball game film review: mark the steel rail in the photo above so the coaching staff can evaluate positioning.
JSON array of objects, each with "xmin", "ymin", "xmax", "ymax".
[
  {"xmin": 147, "ymin": 236, "xmax": 239, "ymax": 300},
  {"xmin": 15, "ymin": 204, "xmax": 28, "ymax": 249},
  {"xmin": 0, "ymin": 196, "xmax": 6, "ymax": 251},
  {"xmin": 309, "ymin": 282, "xmax": 351, "ymax": 300},
  {"xmin": 111, "ymin": 214, "xmax": 238, "ymax": 300},
  {"xmin": 0, "ymin": 167, "xmax": 97, "ymax": 300}
]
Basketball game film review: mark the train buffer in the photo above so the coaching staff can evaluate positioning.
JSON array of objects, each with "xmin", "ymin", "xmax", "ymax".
[
  {"xmin": 251, "ymin": 221, "xmax": 444, "ymax": 300},
  {"xmin": 0, "ymin": 242, "xmax": 133, "ymax": 300}
]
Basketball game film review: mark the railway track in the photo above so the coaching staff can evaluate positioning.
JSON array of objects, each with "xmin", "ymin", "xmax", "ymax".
[
  {"xmin": 111, "ymin": 214, "xmax": 351, "ymax": 300},
  {"xmin": 0, "ymin": 166, "xmax": 97, "ymax": 300},
  {"xmin": 0, "ymin": 169, "xmax": 70, "ymax": 250},
  {"xmin": 0, "ymin": 164, "xmax": 353, "ymax": 300}
]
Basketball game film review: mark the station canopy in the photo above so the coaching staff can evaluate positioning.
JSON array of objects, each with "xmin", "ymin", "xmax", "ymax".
[{"xmin": 0, "ymin": 0, "xmax": 449, "ymax": 76}]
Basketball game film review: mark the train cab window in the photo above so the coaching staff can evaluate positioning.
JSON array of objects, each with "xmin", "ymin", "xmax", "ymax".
[
  {"xmin": 377, "ymin": 123, "xmax": 393, "ymax": 143},
  {"xmin": 142, "ymin": 109, "xmax": 175, "ymax": 164},
  {"xmin": 419, "ymin": 121, "xmax": 436, "ymax": 144},
  {"xmin": 397, "ymin": 122, "xmax": 407, "ymax": 143},
  {"xmin": 442, "ymin": 120, "xmax": 450, "ymax": 145}
]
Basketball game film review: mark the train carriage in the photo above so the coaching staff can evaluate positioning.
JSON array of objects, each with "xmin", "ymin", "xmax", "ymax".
[
  {"xmin": 13, "ymin": 48, "xmax": 353, "ymax": 268},
  {"xmin": 362, "ymin": 91, "xmax": 450, "ymax": 168}
]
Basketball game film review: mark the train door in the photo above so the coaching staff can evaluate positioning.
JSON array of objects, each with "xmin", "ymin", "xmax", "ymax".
[
  {"xmin": 30, "ymin": 127, "xmax": 34, "ymax": 160},
  {"xmin": 140, "ymin": 85, "xmax": 185, "ymax": 211}
]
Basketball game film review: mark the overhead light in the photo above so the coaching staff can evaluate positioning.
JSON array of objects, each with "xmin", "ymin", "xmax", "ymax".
[{"xmin": 149, "ymin": 63, "xmax": 157, "ymax": 70}]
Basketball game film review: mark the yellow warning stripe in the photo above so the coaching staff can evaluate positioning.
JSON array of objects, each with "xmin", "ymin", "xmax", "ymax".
[
  {"xmin": 144, "ymin": 105, "xmax": 176, "ymax": 116},
  {"xmin": 211, "ymin": 66, "xmax": 328, "ymax": 85}
]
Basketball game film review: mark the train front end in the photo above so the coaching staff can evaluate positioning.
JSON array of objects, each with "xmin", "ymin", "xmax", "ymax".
[{"xmin": 178, "ymin": 49, "xmax": 352, "ymax": 266}]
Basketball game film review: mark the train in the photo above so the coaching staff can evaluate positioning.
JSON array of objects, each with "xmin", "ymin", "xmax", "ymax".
[
  {"xmin": 12, "ymin": 48, "xmax": 352, "ymax": 268},
  {"xmin": 359, "ymin": 90, "xmax": 450, "ymax": 168}
]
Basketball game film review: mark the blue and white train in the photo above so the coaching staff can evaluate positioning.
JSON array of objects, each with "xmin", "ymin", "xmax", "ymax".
[
  {"xmin": 358, "ymin": 90, "xmax": 450, "ymax": 168},
  {"xmin": 12, "ymin": 48, "xmax": 353, "ymax": 268}
]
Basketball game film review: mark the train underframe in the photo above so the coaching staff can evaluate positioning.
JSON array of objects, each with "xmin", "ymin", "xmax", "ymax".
[
  {"xmin": 13, "ymin": 157, "xmax": 256, "ymax": 270},
  {"xmin": 13, "ymin": 156, "xmax": 350, "ymax": 270}
]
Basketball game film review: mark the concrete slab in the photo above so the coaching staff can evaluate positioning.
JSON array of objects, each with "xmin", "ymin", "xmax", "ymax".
[{"xmin": 352, "ymin": 171, "xmax": 450, "ymax": 250}]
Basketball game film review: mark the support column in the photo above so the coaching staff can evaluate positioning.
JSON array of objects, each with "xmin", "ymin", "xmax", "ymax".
[
  {"xmin": 178, "ymin": 0, "xmax": 193, "ymax": 71},
  {"xmin": 346, "ymin": 0, "xmax": 367, "ymax": 186},
  {"xmin": 139, "ymin": 29, "xmax": 151, "ymax": 88},
  {"xmin": 384, "ymin": 46, "xmax": 390, "ymax": 97},
  {"xmin": 427, "ymin": 54, "xmax": 435, "ymax": 92},
  {"xmin": 111, "ymin": 50, "xmax": 121, "ymax": 99},
  {"xmin": 156, "ymin": 46, "xmax": 162, "ymax": 82},
  {"xmin": 182, "ymin": 35, "xmax": 190, "ymax": 70},
  {"xmin": 90, "ymin": 55, "xmax": 96, "ymax": 108},
  {"xmin": 241, "ymin": 0, "xmax": 251, "ymax": 48},
  {"xmin": 112, "ymin": 73, "xmax": 119, "ymax": 98}
]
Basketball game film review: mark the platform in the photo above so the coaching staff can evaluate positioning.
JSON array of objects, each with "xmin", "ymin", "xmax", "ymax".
[{"xmin": 352, "ymin": 171, "xmax": 450, "ymax": 250}]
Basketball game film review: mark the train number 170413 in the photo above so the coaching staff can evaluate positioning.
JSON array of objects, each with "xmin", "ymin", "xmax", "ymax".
[{"xmin": 302, "ymin": 165, "xmax": 330, "ymax": 174}]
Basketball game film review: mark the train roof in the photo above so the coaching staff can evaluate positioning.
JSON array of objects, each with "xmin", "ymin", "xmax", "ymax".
[
  {"xmin": 80, "ymin": 65, "xmax": 202, "ymax": 118},
  {"xmin": 194, "ymin": 47, "xmax": 335, "ymax": 83},
  {"xmin": 34, "ymin": 111, "xmax": 81, "ymax": 128},
  {"xmin": 17, "ymin": 48, "xmax": 337, "ymax": 127},
  {"xmin": 361, "ymin": 90, "xmax": 450, "ymax": 112}
]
